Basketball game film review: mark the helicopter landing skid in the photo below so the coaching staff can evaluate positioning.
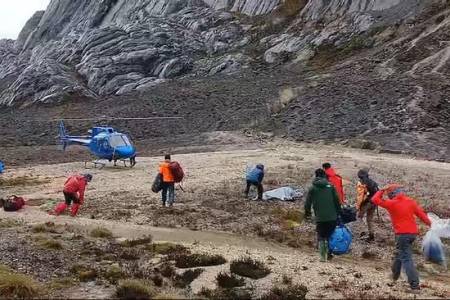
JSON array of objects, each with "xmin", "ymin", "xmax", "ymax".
[
  {"xmin": 84, "ymin": 160, "xmax": 106, "ymax": 169},
  {"xmin": 114, "ymin": 159, "xmax": 135, "ymax": 168}
]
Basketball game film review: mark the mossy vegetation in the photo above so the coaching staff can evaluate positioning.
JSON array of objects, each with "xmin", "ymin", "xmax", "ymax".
[
  {"xmin": 38, "ymin": 239, "xmax": 63, "ymax": 250},
  {"xmin": 120, "ymin": 236, "xmax": 152, "ymax": 247},
  {"xmin": 260, "ymin": 283, "xmax": 308, "ymax": 300},
  {"xmin": 230, "ymin": 257, "xmax": 271, "ymax": 279},
  {"xmin": 174, "ymin": 269, "xmax": 204, "ymax": 288},
  {"xmin": 0, "ymin": 264, "xmax": 46, "ymax": 298},
  {"xmin": 0, "ymin": 176, "xmax": 50, "ymax": 187},
  {"xmin": 115, "ymin": 279, "xmax": 156, "ymax": 300},
  {"xmin": 174, "ymin": 253, "xmax": 226, "ymax": 269},
  {"xmin": 216, "ymin": 272, "xmax": 245, "ymax": 289},
  {"xmin": 90, "ymin": 227, "xmax": 113, "ymax": 239}
]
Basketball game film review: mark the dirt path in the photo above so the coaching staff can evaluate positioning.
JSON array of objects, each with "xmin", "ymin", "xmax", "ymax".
[
  {"xmin": 1, "ymin": 207, "xmax": 449, "ymax": 299},
  {"xmin": 0, "ymin": 207, "xmax": 289, "ymax": 253}
]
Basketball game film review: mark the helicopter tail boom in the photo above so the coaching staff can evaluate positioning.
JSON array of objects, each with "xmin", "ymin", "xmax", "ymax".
[{"xmin": 58, "ymin": 121, "xmax": 91, "ymax": 151}]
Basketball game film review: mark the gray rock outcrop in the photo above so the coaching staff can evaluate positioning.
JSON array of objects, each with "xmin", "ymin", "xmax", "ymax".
[{"xmin": 0, "ymin": 0, "xmax": 446, "ymax": 106}]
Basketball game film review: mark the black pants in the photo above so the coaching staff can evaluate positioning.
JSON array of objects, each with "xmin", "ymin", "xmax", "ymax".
[
  {"xmin": 64, "ymin": 192, "xmax": 79, "ymax": 205},
  {"xmin": 316, "ymin": 221, "xmax": 337, "ymax": 241},
  {"xmin": 245, "ymin": 180, "xmax": 263, "ymax": 200}
]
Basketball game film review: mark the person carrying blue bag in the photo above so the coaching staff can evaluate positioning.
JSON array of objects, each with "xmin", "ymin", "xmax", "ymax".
[{"xmin": 305, "ymin": 169, "xmax": 343, "ymax": 262}]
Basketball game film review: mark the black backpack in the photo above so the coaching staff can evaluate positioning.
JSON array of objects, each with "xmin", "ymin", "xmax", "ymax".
[
  {"xmin": 341, "ymin": 206, "xmax": 357, "ymax": 224},
  {"xmin": 152, "ymin": 173, "xmax": 163, "ymax": 193}
]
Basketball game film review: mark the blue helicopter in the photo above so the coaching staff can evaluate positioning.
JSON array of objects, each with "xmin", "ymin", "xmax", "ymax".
[{"xmin": 58, "ymin": 120, "xmax": 137, "ymax": 167}]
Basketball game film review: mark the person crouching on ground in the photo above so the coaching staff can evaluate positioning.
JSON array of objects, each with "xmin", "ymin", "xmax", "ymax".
[
  {"xmin": 305, "ymin": 169, "xmax": 342, "ymax": 262},
  {"xmin": 52, "ymin": 173, "xmax": 93, "ymax": 217},
  {"xmin": 356, "ymin": 168, "xmax": 379, "ymax": 242},
  {"xmin": 159, "ymin": 154, "xmax": 175, "ymax": 207},
  {"xmin": 371, "ymin": 184, "xmax": 431, "ymax": 293},
  {"xmin": 322, "ymin": 162, "xmax": 346, "ymax": 204},
  {"xmin": 244, "ymin": 164, "xmax": 265, "ymax": 201}
]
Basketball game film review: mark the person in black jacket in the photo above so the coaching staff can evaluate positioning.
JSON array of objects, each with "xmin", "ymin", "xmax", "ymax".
[{"xmin": 356, "ymin": 169, "xmax": 379, "ymax": 242}]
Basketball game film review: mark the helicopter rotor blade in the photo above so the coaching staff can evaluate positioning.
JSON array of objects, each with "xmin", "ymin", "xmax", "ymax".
[{"xmin": 29, "ymin": 117, "xmax": 184, "ymax": 122}]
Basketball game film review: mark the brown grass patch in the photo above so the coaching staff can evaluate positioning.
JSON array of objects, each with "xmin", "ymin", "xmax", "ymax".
[
  {"xmin": 0, "ymin": 264, "xmax": 46, "ymax": 298},
  {"xmin": 216, "ymin": 272, "xmax": 245, "ymax": 289},
  {"xmin": 174, "ymin": 253, "xmax": 226, "ymax": 269},
  {"xmin": 230, "ymin": 257, "xmax": 271, "ymax": 279},
  {"xmin": 0, "ymin": 176, "xmax": 50, "ymax": 187}
]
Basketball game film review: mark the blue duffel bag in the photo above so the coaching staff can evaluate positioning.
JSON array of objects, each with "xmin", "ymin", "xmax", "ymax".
[{"xmin": 329, "ymin": 223, "xmax": 352, "ymax": 255}]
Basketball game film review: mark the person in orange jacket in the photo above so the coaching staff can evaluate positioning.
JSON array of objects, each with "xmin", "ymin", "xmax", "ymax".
[
  {"xmin": 159, "ymin": 154, "xmax": 175, "ymax": 207},
  {"xmin": 372, "ymin": 184, "xmax": 431, "ymax": 292},
  {"xmin": 322, "ymin": 163, "xmax": 345, "ymax": 204},
  {"xmin": 52, "ymin": 174, "xmax": 92, "ymax": 217}
]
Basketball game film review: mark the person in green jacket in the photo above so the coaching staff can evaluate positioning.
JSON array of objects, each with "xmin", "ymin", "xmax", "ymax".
[{"xmin": 305, "ymin": 169, "xmax": 343, "ymax": 262}]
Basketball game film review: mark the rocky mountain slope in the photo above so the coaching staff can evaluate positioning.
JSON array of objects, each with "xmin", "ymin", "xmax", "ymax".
[{"xmin": 0, "ymin": 0, "xmax": 449, "ymax": 160}]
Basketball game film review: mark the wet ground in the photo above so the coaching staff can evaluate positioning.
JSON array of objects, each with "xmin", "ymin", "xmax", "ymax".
[{"xmin": 0, "ymin": 138, "xmax": 449, "ymax": 298}]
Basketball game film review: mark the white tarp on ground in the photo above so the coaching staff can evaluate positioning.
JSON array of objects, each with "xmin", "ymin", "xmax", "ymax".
[
  {"xmin": 428, "ymin": 213, "xmax": 450, "ymax": 238},
  {"xmin": 263, "ymin": 186, "xmax": 304, "ymax": 201}
]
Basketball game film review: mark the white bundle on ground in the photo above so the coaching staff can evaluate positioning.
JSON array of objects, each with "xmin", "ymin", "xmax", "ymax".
[
  {"xmin": 422, "ymin": 213, "xmax": 449, "ymax": 268},
  {"xmin": 262, "ymin": 187, "xmax": 304, "ymax": 201},
  {"xmin": 428, "ymin": 213, "xmax": 450, "ymax": 238}
]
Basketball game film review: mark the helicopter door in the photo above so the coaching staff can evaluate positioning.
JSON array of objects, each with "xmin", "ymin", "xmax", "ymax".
[{"xmin": 98, "ymin": 138, "xmax": 110, "ymax": 152}]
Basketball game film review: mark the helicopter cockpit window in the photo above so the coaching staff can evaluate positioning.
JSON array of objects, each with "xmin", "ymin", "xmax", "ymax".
[
  {"xmin": 122, "ymin": 135, "xmax": 132, "ymax": 146},
  {"xmin": 109, "ymin": 135, "xmax": 129, "ymax": 147}
]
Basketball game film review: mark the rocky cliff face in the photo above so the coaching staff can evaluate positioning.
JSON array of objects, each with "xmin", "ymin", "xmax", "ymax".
[
  {"xmin": 0, "ymin": 0, "xmax": 431, "ymax": 106},
  {"xmin": 0, "ymin": 0, "xmax": 449, "ymax": 160}
]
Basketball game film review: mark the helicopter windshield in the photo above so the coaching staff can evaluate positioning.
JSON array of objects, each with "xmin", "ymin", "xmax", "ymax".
[{"xmin": 109, "ymin": 135, "xmax": 130, "ymax": 148}]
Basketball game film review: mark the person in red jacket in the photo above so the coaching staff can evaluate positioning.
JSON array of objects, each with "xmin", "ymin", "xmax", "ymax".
[
  {"xmin": 322, "ymin": 163, "xmax": 345, "ymax": 204},
  {"xmin": 52, "ymin": 174, "xmax": 93, "ymax": 217},
  {"xmin": 372, "ymin": 184, "xmax": 431, "ymax": 292}
]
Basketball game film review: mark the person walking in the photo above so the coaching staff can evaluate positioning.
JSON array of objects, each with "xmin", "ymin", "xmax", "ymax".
[
  {"xmin": 159, "ymin": 154, "xmax": 175, "ymax": 207},
  {"xmin": 305, "ymin": 169, "xmax": 342, "ymax": 262},
  {"xmin": 244, "ymin": 164, "xmax": 265, "ymax": 201},
  {"xmin": 52, "ymin": 173, "xmax": 93, "ymax": 217},
  {"xmin": 356, "ymin": 169, "xmax": 379, "ymax": 242},
  {"xmin": 371, "ymin": 184, "xmax": 431, "ymax": 292},
  {"xmin": 322, "ymin": 163, "xmax": 345, "ymax": 204}
]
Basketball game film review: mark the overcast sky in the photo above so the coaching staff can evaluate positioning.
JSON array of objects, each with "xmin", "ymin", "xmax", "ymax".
[{"xmin": 0, "ymin": 0, "xmax": 50, "ymax": 39}]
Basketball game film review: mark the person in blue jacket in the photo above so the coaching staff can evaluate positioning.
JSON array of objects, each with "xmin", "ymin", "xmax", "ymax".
[
  {"xmin": 0, "ymin": 160, "xmax": 4, "ymax": 174},
  {"xmin": 245, "ymin": 164, "xmax": 265, "ymax": 200}
]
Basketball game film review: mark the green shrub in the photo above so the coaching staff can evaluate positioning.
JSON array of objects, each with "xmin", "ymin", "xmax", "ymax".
[
  {"xmin": 104, "ymin": 265, "xmax": 123, "ymax": 284},
  {"xmin": 115, "ymin": 279, "xmax": 156, "ymax": 300},
  {"xmin": 174, "ymin": 253, "xmax": 226, "ymax": 269},
  {"xmin": 90, "ymin": 227, "xmax": 113, "ymax": 238},
  {"xmin": 230, "ymin": 257, "xmax": 271, "ymax": 279},
  {"xmin": 159, "ymin": 263, "xmax": 176, "ymax": 278},
  {"xmin": 260, "ymin": 284, "xmax": 308, "ymax": 300},
  {"xmin": 147, "ymin": 243, "xmax": 189, "ymax": 257},
  {"xmin": 198, "ymin": 287, "xmax": 252, "ymax": 300},
  {"xmin": 39, "ymin": 239, "xmax": 63, "ymax": 250},
  {"xmin": 120, "ymin": 236, "xmax": 152, "ymax": 247},
  {"xmin": 216, "ymin": 272, "xmax": 245, "ymax": 289},
  {"xmin": 174, "ymin": 269, "xmax": 204, "ymax": 288}
]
